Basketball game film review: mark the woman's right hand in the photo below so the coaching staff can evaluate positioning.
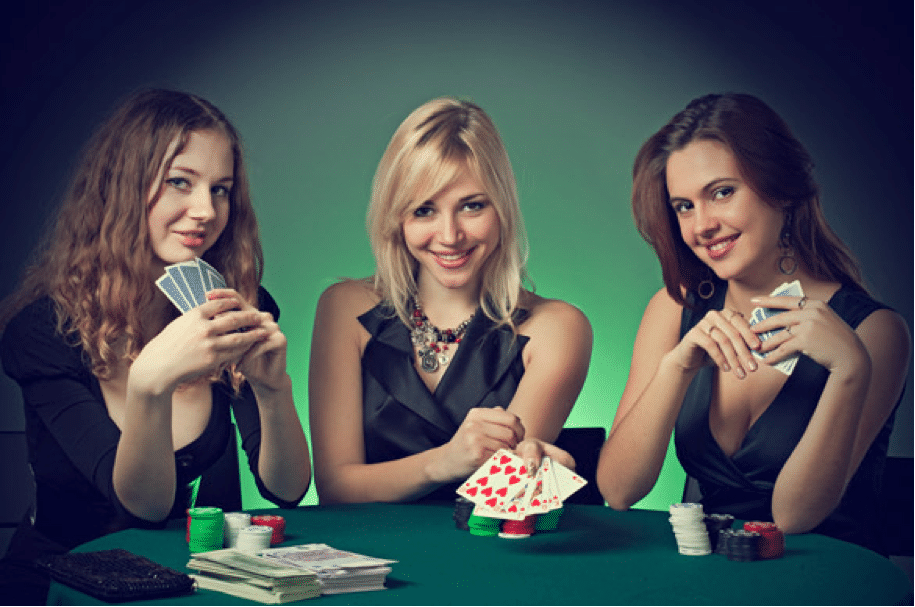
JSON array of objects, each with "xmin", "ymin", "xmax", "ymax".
[
  {"xmin": 130, "ymin": 296, "xmax": 270, "ymax": 396},
  {"xmin": 670, "ymin": 308, "xmax": 761, "ymax": 379},
  {"xmin": 428, "ymin": 407, "xmax": 525, "ymax": 483}
]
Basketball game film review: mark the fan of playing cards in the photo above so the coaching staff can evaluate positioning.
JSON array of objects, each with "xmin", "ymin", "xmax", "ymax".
[
  {"xmin": 156, "ymin": 257, "xmax": 227, "ymax": 312},
  {"xmin": 748, "ymin": 279, "xmax": 804, "ymax": 376},
  {"xmin": 457, "ymin": 449, "xmax": 586, "ymax": 520}
]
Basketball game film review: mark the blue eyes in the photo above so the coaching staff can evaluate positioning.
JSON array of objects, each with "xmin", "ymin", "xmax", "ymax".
[
  {"xmin": 166, "ymin": 177, "xmax": 191, "ymax": 190},
  {"xmin": 412, "ymin": 200, "xmax": 487, "ymax": 218},
  {"xmin": 165, "ymin": 177, "xmax": 230, "ymax": 197}
]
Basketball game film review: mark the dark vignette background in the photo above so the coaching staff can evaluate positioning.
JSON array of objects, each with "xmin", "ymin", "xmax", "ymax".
[{"xmin": 0, "ymin": 0, "xmax": 910, "ymax": 522}]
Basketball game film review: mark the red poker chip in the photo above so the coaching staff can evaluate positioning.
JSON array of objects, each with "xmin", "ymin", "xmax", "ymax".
[{"xmin": 251, "ymin": 514, "xmax": 286, "ymax": 545}]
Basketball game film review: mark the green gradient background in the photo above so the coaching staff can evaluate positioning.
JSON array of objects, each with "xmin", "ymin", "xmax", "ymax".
[{"xmin": 1, "ymin": 0, "xmax": 910, "ymax": 513}]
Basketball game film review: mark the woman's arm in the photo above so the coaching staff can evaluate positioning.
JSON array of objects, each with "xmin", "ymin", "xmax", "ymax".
[
  {"xmin": 233, "ymin": 293, "xmax": 311, "ymax": 504},
  {"xmin": 752, "ymin": 300, "xmax": 910, "ymax": 533},
  {"xmin": 505, "ymin": 297, "xmax": 592, "ymax": 466},
  {"xmin": 117, "ymin": 295, "xmax": 272, "ymax": 520},
  {"xmin": 596, "ymin": 289, "xmax": 698, "ymax": 509},
  {"xmin": 308, "ymin": 281, "xmax": 526, "ymax": 504}
]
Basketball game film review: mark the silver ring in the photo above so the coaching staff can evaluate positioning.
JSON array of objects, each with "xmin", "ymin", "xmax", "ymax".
[
  {"xmin": 798, "ymin": 296, "xmax": 808, "ymax": 310},
  {"xmin": 786, "ymin": 325, "xmax": 792, "ymax": 335}
]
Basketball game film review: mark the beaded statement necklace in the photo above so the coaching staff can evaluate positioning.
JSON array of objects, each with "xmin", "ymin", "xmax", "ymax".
[{"xmin": 410, "ymin": 298, "xmax": 474, "ymax": 373}]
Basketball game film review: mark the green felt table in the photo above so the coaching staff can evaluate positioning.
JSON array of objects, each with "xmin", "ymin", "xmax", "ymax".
[{"xmin": 48, "ymin": 502, "xmax": 912, "ymax": 605}]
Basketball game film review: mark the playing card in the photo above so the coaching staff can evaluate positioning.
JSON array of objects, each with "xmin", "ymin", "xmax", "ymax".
[
  {"xmin": 156, "ymin": 258, "xmax": 228, "ymax": 313},
  {"xmin": 166, "ymin": 265, "xmax": 197, "ymax": 309},
  {"xmin": 176, "ymin": 261, "xmax": 208, "ymax": 306},
  {"xmin": 196, "ymin": 257, "xmax": 227, "ymax": 290},
  {"xmin": 457, "ymin": 450, "xmax": 531, "ymax": 517},
  {"xmin": 155, "ymin": 274, "xmax": 191, "ymax": 312},
  {"xmin": 749, "ymin": 280, "xmax": 804, "ymax": 375},
  {"xmin": 552, "ymin": 459, "xmax": 588, "ymax": 502},
  {"xmin": 526, "ymin": 457, "xmax": 559, "ymax": 513}
]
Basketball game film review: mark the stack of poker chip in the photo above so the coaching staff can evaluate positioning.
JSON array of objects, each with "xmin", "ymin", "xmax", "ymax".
[
  {"xmin": 703, "ymin": 513, "xmax": 735, "ymax": 553},
  {"xmin": 467, "ymin": 513, "xmax": 502, "ymax": 537},
  {"xmin": 235, "ymin": 524, "xmax": 272, "ymax": 554},
  {"xmin": 534, "ymin": 506, "xmax": 563, "ymax": 532},
  {"xmin": 453, "ymin": 497, "xmax": 475, "ymax": 531},
  {"xmin": 725, "ymin": 529, "xmax": 761, "ymax": 561},
  {"xmin": 715, "ymin": 528, "xmax": 735, "ymax": 556},
  {"xmin": 499, "ymin": 515, "xmax": 537, "ymax": 539},
  {"xmin": 251, "ymin": 514, "xmax": 286, "ymax": 545},
  {"xmin": 188, "ymin": 507, "xmax": 224, "ymax": 553},
  {"xmin": 668, "ymin": 503, "xmax": 711, "ymax": 555},
  {"xmin": 223, "ymin": 512, "xmax": 252, "ymax": 548},
  {"xmin": 744, "ymin": 521, "xmax": 784, "ymax": 559}
]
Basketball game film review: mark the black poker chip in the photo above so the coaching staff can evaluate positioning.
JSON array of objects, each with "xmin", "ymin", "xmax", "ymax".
[{"xmin": 453, "ymin": 496, "xmax": 474, "ymax": 530}]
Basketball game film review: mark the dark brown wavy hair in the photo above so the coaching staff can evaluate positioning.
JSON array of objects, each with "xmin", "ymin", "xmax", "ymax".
[
  {"xmin": 631, "ymin": 93, "xmax": 863, "ymax": 306},
  {"xmin": 1, "ymin": 89, "xmax": 263, "ymax": 382}
]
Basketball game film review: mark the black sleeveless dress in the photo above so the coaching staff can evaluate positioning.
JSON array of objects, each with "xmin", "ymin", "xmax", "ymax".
[
  {"xmin": 674, "ymin": 280, "xmax": 899, "ymax": 554},
  {"xmin": 358, "ymin": 304, "xmax": 529, "ymax": 502}
]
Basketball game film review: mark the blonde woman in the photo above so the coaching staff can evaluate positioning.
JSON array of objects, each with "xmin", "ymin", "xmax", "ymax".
[{"xmin": 309, "ymin": 98, "xmax": 592, "ymax": 504}]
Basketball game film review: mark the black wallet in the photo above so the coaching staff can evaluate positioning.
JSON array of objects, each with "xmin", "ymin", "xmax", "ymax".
[{"xmin": 38, "ymin": 548, "xmax": 195, "ymax": 602}]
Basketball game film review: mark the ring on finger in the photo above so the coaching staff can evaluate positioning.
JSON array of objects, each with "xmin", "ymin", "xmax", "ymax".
[
  {"xmin": 798, "ymin": 296, "xmax": 808, "ymax": 309},
  {"xmin": 705, "ymin": 325, "xmax": 717, "ymax": 336},
  {"xmin": 786, "ymin": 325, "xmax": 792, "ymax": 335}
]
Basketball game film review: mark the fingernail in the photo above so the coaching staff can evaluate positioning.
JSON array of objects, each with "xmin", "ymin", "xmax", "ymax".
[
  {"xmin": 748, "ymin": 359, "xmax": 757, "ymax": 371},
  {"xmin": 736, "ymin": 368, "xmax": 746, "ymax": 379}
]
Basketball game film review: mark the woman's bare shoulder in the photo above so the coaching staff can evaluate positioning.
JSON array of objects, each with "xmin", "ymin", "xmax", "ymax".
[
  {"xmin": 517, "ymin": 291, "xmax": 592, "ymax": 337},
  {"xmin": 316, "ymin": 279, "xmax": 382, "ymax": 320}
]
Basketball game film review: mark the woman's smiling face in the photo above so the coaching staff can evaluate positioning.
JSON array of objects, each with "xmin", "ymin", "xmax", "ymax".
[{"xmin": 666, "ymin": 138, "xmax": 784, "ymax": 284}]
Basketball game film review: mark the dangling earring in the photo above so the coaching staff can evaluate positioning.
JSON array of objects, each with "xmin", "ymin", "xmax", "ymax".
[
  {"xmin": 778, "ymin": 215, "xmax": 797, "ymax": 276},
  {"xmin": 697, "ymin": 272, "xmax": 715, "ymax": 300}
]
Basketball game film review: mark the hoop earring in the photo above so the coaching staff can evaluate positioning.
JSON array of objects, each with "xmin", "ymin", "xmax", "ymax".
[{"xmin": 698, "ymin": 278, "xmax": 715, "ymax": 300}]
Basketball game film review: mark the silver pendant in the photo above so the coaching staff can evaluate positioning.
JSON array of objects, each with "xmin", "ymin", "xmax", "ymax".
[{"xmin": 419, "ymin": 348, "xmax": 439, "ymax": 373}]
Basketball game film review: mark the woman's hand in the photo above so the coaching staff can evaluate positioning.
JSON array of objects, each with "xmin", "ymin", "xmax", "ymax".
[
  {"xmin": 750, "ymin": 295, "xmax": 869, "ymax": 375},
  {"xmin": 428, "ymin": 407, "xmax": 525, "ymax": 483},
  {"xmin": 130, "ymin": 291, "xmax": 269, "ymax": 397},
  {"xmin": 515, "ymin": 438, "xmax": 575, "ymax": 477},
  {"xmin": 205, "ymin": 289, "xmax": 290, "ymax": 394},
  {"xmin": 669, "ymin": 307, "xmax": 761, "ymax": 379}
]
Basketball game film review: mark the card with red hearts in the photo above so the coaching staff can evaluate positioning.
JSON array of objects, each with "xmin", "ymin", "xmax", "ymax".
[
  {"xmin": 457, "ymin": 450, "xmax": 531, "ymax": 518},
  {"xmin": 457, "ymin": 450, "xmax": 585, "ymax": 521}
]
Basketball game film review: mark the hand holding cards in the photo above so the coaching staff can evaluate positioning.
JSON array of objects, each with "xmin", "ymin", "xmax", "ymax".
[
  {"xmin": 456, "ymin": 449, "xmax": 586, "ymax": 521},
  {"xmin": 749, "ymin": 279, "xmax": 804, "ymax": 375}
]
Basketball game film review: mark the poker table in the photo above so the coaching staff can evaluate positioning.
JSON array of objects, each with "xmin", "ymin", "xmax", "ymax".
[{"xmin": 48, "ymin": 502, "xmax": 912, "ymax": 605}]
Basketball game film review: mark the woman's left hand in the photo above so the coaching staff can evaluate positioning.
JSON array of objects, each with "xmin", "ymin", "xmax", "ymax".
[
  {"xmin": 515, "ymin": 438, "xmax": 576, "ymax": 478},
  {"xmin": 749, "ymin": 295, "xmax": 869, "ymax": 374},
  {"xmin": 205, "ymin": 289, "xmax": 290, "ymax": 392}
]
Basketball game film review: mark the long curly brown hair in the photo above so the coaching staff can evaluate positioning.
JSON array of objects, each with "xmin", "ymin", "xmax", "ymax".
[{"xmin": 1, "ymin": 89, "xmax": 263, "ymax": 383}]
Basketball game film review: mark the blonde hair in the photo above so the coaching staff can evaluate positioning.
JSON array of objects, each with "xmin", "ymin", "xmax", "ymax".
[
  {"xmin": 1, "ymin": 89, "xmax": 263, "ymax": 386},
  {"xmin": 367, "ymin": 97, "xmax": 529, "ymax": 328}
]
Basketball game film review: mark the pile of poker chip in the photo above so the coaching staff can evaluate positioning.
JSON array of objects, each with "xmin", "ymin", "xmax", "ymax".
[
  {"xmin": 251, "ymin": 514, "xmax": 286, "ymax": 545},
  {"xmin": 668, "ymin": 503, "xmax": 785, "ymax": 561},
  {"xmin": 743, "ymin": 521, "xmax": 785, "ymax": 559},
  {"xmin": 668, "ymin": 503, "xmax": 712, "ymax": 555},
  {"xmin": 454, "ymin": 497, "xmax": 564, "ymax": 537}
]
